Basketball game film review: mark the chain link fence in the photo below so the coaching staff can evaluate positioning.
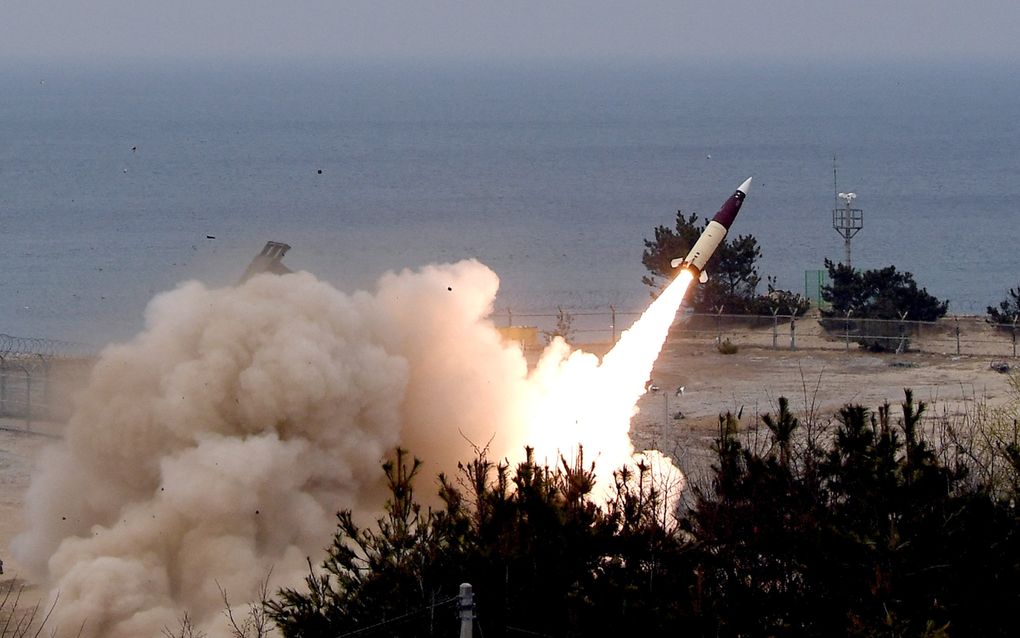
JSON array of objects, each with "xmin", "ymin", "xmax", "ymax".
[
  {"xmin": 0, "ymin": 333, "xmax": 96, "ymax": 428},
  {"xmin": 499, "ymin": 308, "xmax": 1020, "ymax": 359}
]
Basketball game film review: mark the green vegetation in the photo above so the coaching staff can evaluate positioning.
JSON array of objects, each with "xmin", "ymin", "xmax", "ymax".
[
  {"xmin": 642, "ymin": 211, "xmax": 809, "ymax": 315},
  {"xmin": 267, "ymin": 447, "xmax": 692, "ymax": 637},
  {"xmin": 987, "ymin": 284, "xmax": 1020, "ymax": 325},
  {"xmin": 821, "ymin": 259, "xmax": 949, "ymax": 321},
  {"xmin": 820, "ymin": 259, "xmax": 949, "ymax": 351},
  {"xmin": 267, "ymin": 391, "xmax": 1020, "ymax": 638}
]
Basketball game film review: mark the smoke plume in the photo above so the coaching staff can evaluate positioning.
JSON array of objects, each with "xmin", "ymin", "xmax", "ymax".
[{"xmin": 12, "ymin": 260, "xmax": 680, "ymax": 636}]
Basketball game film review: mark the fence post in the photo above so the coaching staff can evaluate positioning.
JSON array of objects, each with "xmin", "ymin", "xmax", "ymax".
[
  {"xmin": 38, "ymin": 354, "xmax": 50, "ymax": 421},
  {"xmin": 896, "ymin": 310, "xmax": 908, "ymax": 354},
  {"xmin": 506, "ymin": 308, "xmax": 512, "ymax": 328},
  {"xmin": 1013, "ymin": 315, "xmax": 1018, "ymax": 358},
  {"xmin": 955, "ymin": 317, "xmax": 961, "ymax": 356},
  {"xmin": 715, "ymin": 306, "xmax": 724, "ymax": 345},
  {"xmin": 24, "ymin": 369, "xmax": 32, "ymax": 430},
  {"xmin": 610, "ymin": 305, "xmax": 617, "ymax": 344},
  {"xmin": 458, "ymin": 583, "xmax": 474, "ymax": 638},
  {"xmin": 0, "ymin": 356, "xmax": 6, "ymax": 418},
  {"xmin": 790, "ymin": 312, "xmax": 797, "ymax": 350},
  {"xmin": 771, "ymin": 307, "xmax": 779, "ymax": 349},
  {"xmin": 845, "ymin": 309, "xmax": 853, "ymax": 352}
]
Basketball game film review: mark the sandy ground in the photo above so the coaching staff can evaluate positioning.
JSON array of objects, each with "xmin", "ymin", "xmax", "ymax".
[
  {"xmin": 0, "ymin": 333, "xmax": 1015, "ymax": 606},
  {"xmin": 630, "ymin": 340, "xmax": 1015, "ymax": 479}
]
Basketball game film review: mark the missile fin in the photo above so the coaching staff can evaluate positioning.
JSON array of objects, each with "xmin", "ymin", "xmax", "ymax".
[
  {"xmin": 699, "ymin": 271, "xmax": 709, "ymax": 284},
  {"xmin": 670, "ymin": 258, "xmax": 682, "ymax": 268}
]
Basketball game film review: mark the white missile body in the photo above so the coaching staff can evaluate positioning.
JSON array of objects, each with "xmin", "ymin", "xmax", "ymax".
[{"xmin": 671, "ymin": 177, "xmax": 752, "ymax": 283}]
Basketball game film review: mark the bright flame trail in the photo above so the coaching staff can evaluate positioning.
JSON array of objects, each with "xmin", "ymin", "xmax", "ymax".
[{"xmin": 524, "ymin": 270, "xmax": 694, "ymax": 482}]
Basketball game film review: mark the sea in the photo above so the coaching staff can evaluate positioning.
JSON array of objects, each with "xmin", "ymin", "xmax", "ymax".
[{"xmin": 1, "ymin": 59, "xmax": 1018, "ymax": 345}]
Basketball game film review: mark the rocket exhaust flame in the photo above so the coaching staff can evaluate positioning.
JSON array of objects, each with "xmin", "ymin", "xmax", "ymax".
[{"xmin": 524, "ymin": 270, "xmax": 693, "ymax": 483}]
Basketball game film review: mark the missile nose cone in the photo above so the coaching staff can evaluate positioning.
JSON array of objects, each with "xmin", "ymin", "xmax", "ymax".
[{"xmin": 737, "ymin": 177, "xmax": 753, "ymax": 195}]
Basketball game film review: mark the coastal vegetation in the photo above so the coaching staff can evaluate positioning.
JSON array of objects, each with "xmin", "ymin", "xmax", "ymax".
[
  {"xmin": 987, "ymin": 284, "xmax": 1020, "ymax": 325},
  {"xmin": 267, "ymin": 391, "xmax": 1020, "ymax": 638},
  {"xmin": 819, "ymin": 259, "xmax": 949, "ymax": 351},
  {"xmin": 820, "ymin": 259, "xmax": 949, "ymax": 322}
]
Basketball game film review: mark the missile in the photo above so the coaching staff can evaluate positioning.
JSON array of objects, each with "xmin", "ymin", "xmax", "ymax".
[{"xmin": 671, "ymin": 177, "xmax": 753, "ymax": 283}]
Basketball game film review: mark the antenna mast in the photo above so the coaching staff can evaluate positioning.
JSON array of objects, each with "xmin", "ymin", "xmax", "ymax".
[{"xmin": 831, "ymin": 159, "xmax": 863, "ymax": 268}]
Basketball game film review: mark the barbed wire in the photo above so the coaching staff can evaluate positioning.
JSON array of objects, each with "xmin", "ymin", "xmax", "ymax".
[
  {"xmin": 0, "ymin": 334, "xmax": 95, "ymax": 359},
  {"xmin": 498, "ymin": 309, "xmax": 1020, "ymax": 357}
]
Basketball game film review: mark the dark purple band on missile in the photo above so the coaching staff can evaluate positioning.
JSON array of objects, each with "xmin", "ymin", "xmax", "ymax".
[{"xmin": 711, "ymin": 189, "xmax": 746, "ymax": 229}]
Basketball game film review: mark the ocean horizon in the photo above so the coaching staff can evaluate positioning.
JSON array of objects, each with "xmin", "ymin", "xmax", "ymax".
[{"xmin": 2, "ymin": 59, "xmax": 1017, "ymax": 345}]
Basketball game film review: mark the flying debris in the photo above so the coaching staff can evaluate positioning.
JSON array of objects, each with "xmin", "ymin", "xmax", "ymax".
[{"xmin": 671, "ymin": 177, "xmax": 752, "ymax": 283}]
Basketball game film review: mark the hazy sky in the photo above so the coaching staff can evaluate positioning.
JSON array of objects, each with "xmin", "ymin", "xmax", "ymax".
[{"xmin": 3, "ymin": 0, "xmax": 1018, "ymax": 65}]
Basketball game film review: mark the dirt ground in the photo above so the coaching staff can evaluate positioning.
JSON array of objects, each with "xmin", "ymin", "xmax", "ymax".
[
  {"xmin": 1, "ymin": 332, "xmax": 1016, "ymax": 604},
  {"xmin": 630, "ymin": 336, "xmax": 1017, "ymax": 481}
]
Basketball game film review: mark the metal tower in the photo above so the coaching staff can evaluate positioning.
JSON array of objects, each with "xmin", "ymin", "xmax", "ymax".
[{"xmin": 832, "ymin": 161, "xmax": 863, "ymax": 267}]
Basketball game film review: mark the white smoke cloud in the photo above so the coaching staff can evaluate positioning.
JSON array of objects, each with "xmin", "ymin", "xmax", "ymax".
[{"xmin": 12, "ymin": 259, "xmax": 679, "ymax": 637}]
